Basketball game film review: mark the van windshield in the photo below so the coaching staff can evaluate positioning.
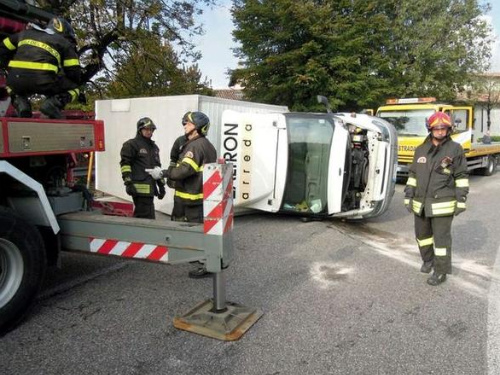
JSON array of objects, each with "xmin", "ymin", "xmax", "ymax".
[
  {"xmin": 281, "ymin": 115, "xmax": 334, "ymax": 215},
  {"xmin": 378, "ymin": 109, "xmax": 434, "ymax": 136}
]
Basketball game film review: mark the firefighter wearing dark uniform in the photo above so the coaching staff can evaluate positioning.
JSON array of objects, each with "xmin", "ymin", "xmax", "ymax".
[
  {"xmin": 167, "ymin": 132, "xmax": 188, "ymax": 219},
  {"xmin": 0, "ymin": 17, "xmax": 82, "ymax": 119},
  {"xmin": 164, "ymin": 111, "xmax": 217, "ymax": 222},
  {"xmin": 120, "ymin": 117, "xmax": 165, "ymax": 219},
  {"xmin": 146, "ymin": 111, "xmax": 217, "ymax": 278},
  {"xmin": 404, "ymin": 112, "xmax": 469, "ymax": 286}
]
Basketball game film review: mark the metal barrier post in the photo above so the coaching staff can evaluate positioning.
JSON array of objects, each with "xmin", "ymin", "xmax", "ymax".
[
  {"xmin": 213, "ymin": 270, "xmax": 227, "ymax": 312},
  {"xmin": 173, "ymin": 160, "xmax": 263, "ymax": 340}
]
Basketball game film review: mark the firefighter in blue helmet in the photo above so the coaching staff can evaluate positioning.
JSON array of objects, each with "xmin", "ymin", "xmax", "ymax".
[
  {"xmin": 0, "ymin": 17, "xmax": 82, "ymax": 118},
  {"xmin": 120, "ymin": 117, "xmax": 165, "ymax": 219},
  {"xmin": 147, "ymin": 111, "xmax": 217, "ymax": 277},
  {"xmin": 404, "ymin": 112, "xmax": 469, "ymax": 286}
]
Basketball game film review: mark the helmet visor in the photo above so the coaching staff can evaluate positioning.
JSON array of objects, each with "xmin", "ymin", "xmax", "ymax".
[{"xmin": 430, "ymin": 123, "xmax": 450, "ymax": 130}]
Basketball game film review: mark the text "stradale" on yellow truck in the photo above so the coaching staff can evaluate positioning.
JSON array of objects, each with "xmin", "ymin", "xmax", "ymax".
[{"xmin": 376, "ymin": 97, "xmax": 500, "ymax": 178}]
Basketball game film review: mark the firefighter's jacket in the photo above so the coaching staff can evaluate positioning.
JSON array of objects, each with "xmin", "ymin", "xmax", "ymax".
[
  {"xmin": 120, "ymin": 134, "xmax": 162, "ymax": 197},
  {"xmin": 404, "ymin": 136, "xmax": 469, "ymax": 217},
  {"xmin": 0, "ymin": 29, "xmax": 81, "ymax": 86},
  {"xmin": 167, "ymin": 135, "xmax": 217, "ymax": 205}
]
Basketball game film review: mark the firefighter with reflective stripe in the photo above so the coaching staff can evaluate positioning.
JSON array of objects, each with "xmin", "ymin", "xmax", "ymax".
[
  {"xmin": 167, "ymin": 131, "xmax": 188, "ymax": 218},
  {"xmin": 120, "ymin": 117, "xmax": 165, "ymax": 219},
  {"xmin": 161, "ymin": 111, "xmax": 217, "ymax": 222},
  {"xmin": 0, "ymin": 17, "xmax": 82, "ymax": 118},
  {"xmin": 404, "ymin": 111, "xmax": 469, "ymax": 286},
  {"xmin": 146, "ymin": 111, "xmax": 217, "ymax": 278}
]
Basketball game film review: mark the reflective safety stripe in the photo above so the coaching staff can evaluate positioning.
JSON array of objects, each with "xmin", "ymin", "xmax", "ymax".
[
  {"xmin": 63, "ymin": 58, "xmax": 80, "ymax": 67},
  {"xmin": 182, "ymin": 157, "xmax": 203, "ymax": 172},
  {"xmin": 456, "ymin": 202, "xmax": 466, "ymax": 209},
  {"xmin": 18, "ymin": 39, "xmax": 61, "ymax": 66},
  {"xmin": 431, "ymin": 201, "xmax": 456, "ymax": 215},
  {"xmin": 134, "ymin": 183, "xmax": 151, "ymax": 194},
  {"xmin": 121, "ymin": 165, "xmax": 132, "ymax": 173},
  {"xmin": 407, "ymin": 177, "xmax": 417, "ymax": 187},
  {"xmin": 455, "ymin": 178, "xmax": 469, "ymax": 188},
  {"xmin": 412, "ymin": 200, "xmax": 422, "ymax": 212},
  {"xmin": 417, "ymin": 236, "xmax": 434, "ymax": 247},
  {"xmin": 3, "ymin": 37, "xmax": 15, "ymax": 50},
  {"xmin": 68, "ymin": 88, "xmax": 79, "ymax": 101},
  {"xmin": 8, "ymin": 60, "xmax": 58, "ymax": 73},
  {"xmin": 175, "ymin": 190, "xmax": 203, "ymax": 200},
  {"xmin": 404, "ymin": 198, "xmax": 410, "ymax": 205},
  {"xmin": 435, "ymin": 247, "xmax": 447, "ymax": 256}
]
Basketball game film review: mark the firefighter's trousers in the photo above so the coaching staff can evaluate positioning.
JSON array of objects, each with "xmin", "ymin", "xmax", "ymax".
[
  {"xmin": 414, "ymin": 213, "xmax": 454, "ymax": 274},
  {"xmin": 132, "ymin": 196, "xmax": 155, "ymax": 219},
  {"xmin": 171, "ymin": 196, "xmax": 203, "ymax": 223}
]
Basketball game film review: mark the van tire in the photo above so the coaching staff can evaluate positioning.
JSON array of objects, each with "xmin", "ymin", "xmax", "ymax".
[{"xmin": 0, "ymin": 207, "xmax": 46, "ymax": 336}]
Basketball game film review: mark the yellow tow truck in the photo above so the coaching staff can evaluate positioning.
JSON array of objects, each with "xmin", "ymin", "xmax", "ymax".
[{"xmin": 376, "ymin": 97, "xmax": 500, "ymax": 178}]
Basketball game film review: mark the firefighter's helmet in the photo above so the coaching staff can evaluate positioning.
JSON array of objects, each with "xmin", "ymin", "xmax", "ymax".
[
  {"xmin": 137, "ymin": 117, "xmax": 156, "ymax": 131},
  {"xmin": 182, "ymin": 111, "xmax": 210, "ymax": 136},
  {"xmin": 47, "ymin": 17, "xmax": 77, "ymax": 44},
  {"xmin": 427, "ymin": 112, "xmax": 452, "ymax": 131}
]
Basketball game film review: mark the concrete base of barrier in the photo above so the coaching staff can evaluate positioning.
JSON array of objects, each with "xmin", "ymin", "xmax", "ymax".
[{"xmin": 173, "ymin": 299, "xmax": 263, "ymax": 341}]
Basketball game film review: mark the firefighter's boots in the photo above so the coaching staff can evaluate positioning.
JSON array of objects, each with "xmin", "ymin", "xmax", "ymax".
[
  {"xmin": 427, "ymin": 272, "xmax": 446, "ymax": 286},
  {"xmin": 12, "ymin": 95, "xmax": 32, "ymax": 118},
  {"xmin": 40, "ymin": 93, "xmax": 71, "ymax": 119}
]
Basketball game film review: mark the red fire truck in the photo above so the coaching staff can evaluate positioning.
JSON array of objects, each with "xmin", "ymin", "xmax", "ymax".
[{"xmin": 0, "ymin": 1, "xmax": 244, "ymax": 340}]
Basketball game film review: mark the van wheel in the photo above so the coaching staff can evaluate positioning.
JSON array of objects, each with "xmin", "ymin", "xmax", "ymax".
[
  {"xmin": 0, "ymin": 207, "xmax": 46, "ymax": 336},
  {"xmin": 480, "ymin": 156, "xmax": 497, "ymax": 176}
]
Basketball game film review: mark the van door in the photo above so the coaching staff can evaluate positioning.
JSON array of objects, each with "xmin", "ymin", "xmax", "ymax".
[{"xmin": 278, "ymin": 113, "xmax": 348, "ymax": 216}]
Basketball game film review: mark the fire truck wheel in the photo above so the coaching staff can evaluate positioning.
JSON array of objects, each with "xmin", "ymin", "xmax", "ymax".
[
  {"xmin": 480, "ymin": 156, "xmax": 497, "ymax": 176},
  {"xmin": 0, "ymin": 207, "xmax": 46, "ymax": 336}
]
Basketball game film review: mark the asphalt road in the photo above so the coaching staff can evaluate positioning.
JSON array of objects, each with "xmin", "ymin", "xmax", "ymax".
[{"xmin": 1, "ymin": 172, "xmax": 500, "ymax": 375}]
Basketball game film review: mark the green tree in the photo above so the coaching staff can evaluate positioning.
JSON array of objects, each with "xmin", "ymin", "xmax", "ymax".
[
  {"xmin": 105, "ymin": 30, "xmax": 212, "ymax": 98},
  {"xmin": 231, "ymin": 0, "xmax": 493, "ymax": 111},
  {"xmin": 469, "ymin": 75, "xmax": 500, "ymax": 132}
]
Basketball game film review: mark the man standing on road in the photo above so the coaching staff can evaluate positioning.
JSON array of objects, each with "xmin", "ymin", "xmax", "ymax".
[
  {"xmin": 146, "ymin": 111, "xmax": 217, "ymax": 278},
  {"xmin": 404, "ymin": 112, "xmax": 469, "ymax": 286},
  {"xmin": 120, "ymin": 117, "xmax": 165, "ymax": 219}
]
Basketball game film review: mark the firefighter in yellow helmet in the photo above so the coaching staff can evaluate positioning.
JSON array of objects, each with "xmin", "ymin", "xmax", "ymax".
[
  {"xmin": 146, "ymin": 111, "xmax": 217, "ymax": 278},
  {"xmin": 404, "ymin": 112, "xmax": 469, "ymax": 286}
]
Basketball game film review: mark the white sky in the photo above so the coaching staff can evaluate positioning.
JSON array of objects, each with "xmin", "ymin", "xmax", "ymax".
[{"xmin": 195, "ymin": 1, "xmax": 500, "ymax": 88}]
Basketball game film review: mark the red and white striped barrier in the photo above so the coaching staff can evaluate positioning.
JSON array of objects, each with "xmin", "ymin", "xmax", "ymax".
[
  {"xmin": 203, "ymin": 161, "xmax": 234, "ymax": 236},
  {"xmin": 89, "ymin": 238, "xmax": 169, "ymax": 262}
]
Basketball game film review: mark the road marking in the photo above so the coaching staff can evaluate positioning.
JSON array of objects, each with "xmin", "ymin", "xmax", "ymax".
[{"xmin": 488, "ymin": 244, "xmax": 500, "ymax": 375}]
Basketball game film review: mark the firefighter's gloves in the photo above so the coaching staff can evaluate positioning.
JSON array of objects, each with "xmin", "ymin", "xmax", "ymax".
[
  {"xmin": 125, "ymin": 181, "xmax": 137, "ymax": 197},
  {"xmin": 145, "ymin": 166, "xmax": 164, "ymax": 180},
  {"xmin": 157, "ymin": 183, "xmax": 166, "ymax": 200},
  {"xmin": 404, "ymin": 198, "xmax": 413, "ymax": 214}
]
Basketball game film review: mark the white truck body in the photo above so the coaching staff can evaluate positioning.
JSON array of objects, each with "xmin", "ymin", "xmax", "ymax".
[
  {"xmin": 95, "ymin": 95, "xmax": 288, "ymax": 215},
  {"xmin": 96, "ymin": 95, "xmax": 397, "ymax": 219}
]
